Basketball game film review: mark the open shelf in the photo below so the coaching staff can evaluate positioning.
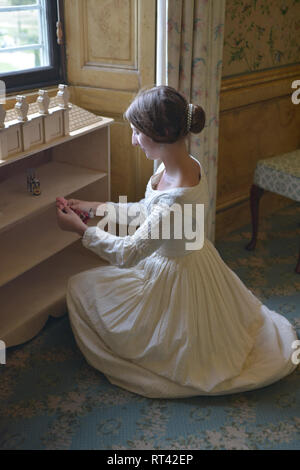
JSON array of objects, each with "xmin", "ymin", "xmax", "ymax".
[
  {"xmin": 0, "ymin": 207, "xmax": 79, "ymax": 286},
  {"xmin": 0, "ymin": 105, "xmax": 112, "ymax": 347},
  {"xmin": 0, "ymin": 116, "xmax": 113, "ymax": 168},
  {"xmin": 0, "ymin": 240, "xmax": 109, "ymax": 347},
  {"xmin": 0, "ymin": 160, "xmax": 107, "ymax": 234}
]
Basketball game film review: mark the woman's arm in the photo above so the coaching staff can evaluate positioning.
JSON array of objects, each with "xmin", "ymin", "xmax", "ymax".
[
  {"xmin": 82, "ymin": 194, "xmax": 175, "ymax": 268},
  {"xmin": 65, "ymin": 197, "xmax": 147, "ymax": 225},
  {"xmin": 56, "ymin": 206, "xmax": 88, "ymax": 236},
  {"xmin": 97, "ymin": 199, "xmax": 147, "ymax": 225},
  {"xmin": 56, "ymin": 197, "xmax": 147, "ymax": 237}
]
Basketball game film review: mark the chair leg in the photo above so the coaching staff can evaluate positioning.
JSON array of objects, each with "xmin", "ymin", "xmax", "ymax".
[
  {"xmin": 295, "ymin": 240, "xmax": 300, "ymax": 274},
  {"xmin": 245, "ymin": 184, "xmax": 265, "ymax": 251}
]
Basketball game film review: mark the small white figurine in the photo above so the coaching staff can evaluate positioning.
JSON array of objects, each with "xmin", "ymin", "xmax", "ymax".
[
  {"xmin": 15, "ymin": 95, "xmax": 29, "ymax": 122},
  {"xmin": 57, "ymin": 84, "xmax": 70, "ymax": 109},
  {"xmin": 37, "ymin": 90, "xmax": 50, "ymax": 115}
]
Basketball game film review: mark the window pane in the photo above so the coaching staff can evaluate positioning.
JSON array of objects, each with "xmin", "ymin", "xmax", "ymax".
[
  {"xmin": 0, "ymin": 10, "xmax": 39, "ymax": 47},
  {"xmin": 0, "ymin": 0, "xmax": 65, "ymax": 93},
  {"xmin": 0, "ymin": 1, "xmax": 38, "ymax": 6},
  {"xmin": 0, "ymin": 49, "xmax": 44, "ymax": 72},
  {"xmin": 0, "ymin": 5, "xmax": 49, "ymax": 73}
]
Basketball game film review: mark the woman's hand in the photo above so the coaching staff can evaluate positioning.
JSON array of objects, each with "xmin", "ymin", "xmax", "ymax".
[
  {"xmin": 67, "ymin": 199, "xmax": 105, "ymax": 214},
  {"xmin": 56, "ymin": 205, "xmax": 88, "ymax": 237}
]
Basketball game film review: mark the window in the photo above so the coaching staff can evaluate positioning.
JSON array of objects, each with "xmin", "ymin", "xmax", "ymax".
[{"xmin": 0, "ymin": 0, "xmax": 66, "ymax": 93}]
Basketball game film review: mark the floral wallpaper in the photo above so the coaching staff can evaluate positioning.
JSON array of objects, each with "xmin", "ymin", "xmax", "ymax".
[{"xmin": 222, "ymin": 0, "xmax": 300, "ymax": 76}]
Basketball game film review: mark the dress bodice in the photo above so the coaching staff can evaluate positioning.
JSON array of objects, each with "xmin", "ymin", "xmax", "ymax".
[{"xmin": 143, "ymin": 156, "xmax": 210, "ymax": 257}]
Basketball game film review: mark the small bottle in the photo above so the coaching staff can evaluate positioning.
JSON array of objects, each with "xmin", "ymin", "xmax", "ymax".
[
  {"xmin": 27, "ymin": 168, "xmax": 35, "ymax": 193},
  {"xmin": 32, "ymin": 178, "xmax": 41, "ymax": 196},
  {"xmin": 27, "ymin": 172, "xmax": 31, "ymax": 192}
]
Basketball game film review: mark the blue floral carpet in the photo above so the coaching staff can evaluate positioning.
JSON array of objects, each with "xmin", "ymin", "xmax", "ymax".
[{"xmin": 0, "ymin": 203, "xmax": 299, "ymax": 450}]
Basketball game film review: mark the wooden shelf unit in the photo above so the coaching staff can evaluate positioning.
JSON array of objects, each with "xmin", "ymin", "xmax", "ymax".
[
  {"xmin": 0, "ymin": 117, "xmax": 113, "ymax": 347},
  {"xmin": 1, "ymin": 241, "xmax": 109, "ymax": 347}
]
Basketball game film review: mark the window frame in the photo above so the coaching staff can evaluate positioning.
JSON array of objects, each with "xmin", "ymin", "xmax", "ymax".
[{"xmin": 0, "ymin": 0, "xmax": 66, "ymax": 94}]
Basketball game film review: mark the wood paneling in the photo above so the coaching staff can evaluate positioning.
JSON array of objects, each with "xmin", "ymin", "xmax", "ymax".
[
  {"xmin": 81, "ymin": 0, "xmax": 136, "ymax": 68},
  {"xmin": 216, "ymin": 65, "xmax": 300, "ymax": 240},
  {"xmin": 220, "ymin": 65, "xmax": 300, "ymax": 111},
  {"xmin": 64, "ymin": 0, "xmax": 156, "ymax": 203}
]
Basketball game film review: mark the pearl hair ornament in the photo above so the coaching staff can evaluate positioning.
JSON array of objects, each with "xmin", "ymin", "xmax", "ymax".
[{"xmin": 187, "ymin": 103, "xmax": 193, "ymax": 132}]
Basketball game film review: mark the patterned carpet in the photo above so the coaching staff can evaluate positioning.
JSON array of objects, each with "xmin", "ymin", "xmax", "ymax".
[{"xmin": 1, "ymin": 202, "xmax": 299, "ymax": 450}]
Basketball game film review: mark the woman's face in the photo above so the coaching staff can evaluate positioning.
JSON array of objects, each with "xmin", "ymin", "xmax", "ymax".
[{"xmin": 130, "ymin": 124, "xmax": 160, "ymax": 160}]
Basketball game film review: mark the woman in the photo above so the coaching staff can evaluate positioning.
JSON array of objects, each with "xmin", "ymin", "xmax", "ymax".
[{"xmin": 56, "ymin": 85, "xmax": 298, "ymax": 398}]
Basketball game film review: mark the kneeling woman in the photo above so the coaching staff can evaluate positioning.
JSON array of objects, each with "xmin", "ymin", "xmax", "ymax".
[{"xmin": 56, "ymin": 85, "xmax": 298, "ymax": 398}]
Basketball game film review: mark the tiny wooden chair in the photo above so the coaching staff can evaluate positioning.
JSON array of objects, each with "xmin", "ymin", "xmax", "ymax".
[{"xmin": 245, "ymin": 150, "xmax": 300, "ymax": 274}]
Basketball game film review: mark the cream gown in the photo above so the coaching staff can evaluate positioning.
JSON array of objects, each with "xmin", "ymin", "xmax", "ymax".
[{"xmin": 66, "ymin": 156, "xmax": 298, "ymax": 398}]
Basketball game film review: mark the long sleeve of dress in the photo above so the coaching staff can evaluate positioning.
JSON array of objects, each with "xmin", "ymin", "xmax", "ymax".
[
  {"xmin": 96, "ymin": 199, "xmax": 147, "ymax": 225},
  {"xmin": 82, "ymin": 194, "xmax": 175, "ymax": 268}
]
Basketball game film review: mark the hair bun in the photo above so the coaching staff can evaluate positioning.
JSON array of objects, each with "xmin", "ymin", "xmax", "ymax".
[
  {"xmin": 190, "ymin": 105, "xmax": 205, "ymax": 134},
  {"xmin": 124, "ymin": 85, "xmax": 205, "ymax": 143}
]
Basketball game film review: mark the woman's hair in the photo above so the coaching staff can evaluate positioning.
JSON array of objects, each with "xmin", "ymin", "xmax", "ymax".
[{"xmin": 124, "ymin": 85, "xmax": 205, "ymax": 144}]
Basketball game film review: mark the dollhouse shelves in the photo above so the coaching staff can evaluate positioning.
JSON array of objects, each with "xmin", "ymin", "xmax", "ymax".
[
  {"xmin": 0, "ymin": 85, "xmax": 70, "ymax": 160},
  {"xmin": 0, "ymin": 87, "xmax": 113, "ymax": 347}
]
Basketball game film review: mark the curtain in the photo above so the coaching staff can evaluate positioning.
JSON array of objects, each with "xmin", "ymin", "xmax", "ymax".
[{"xmin": 156, "ymin": 0, "xmax": 226, "ymax": 244}]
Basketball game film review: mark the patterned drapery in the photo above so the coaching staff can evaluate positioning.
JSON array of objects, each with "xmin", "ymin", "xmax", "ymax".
[{"xmin": 163, "ymin": 0, "xmax": 226, "ymax": 243}]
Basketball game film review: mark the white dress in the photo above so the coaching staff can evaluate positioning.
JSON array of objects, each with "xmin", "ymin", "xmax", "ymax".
[{"xmin": 66, "ymin": 156, "xmax": 298, "ymax": 398}]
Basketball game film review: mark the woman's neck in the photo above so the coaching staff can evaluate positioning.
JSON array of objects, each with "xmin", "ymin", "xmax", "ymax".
[{"xmin": 158, "ymin": 140, "xmax": 192, "ymax": 180}]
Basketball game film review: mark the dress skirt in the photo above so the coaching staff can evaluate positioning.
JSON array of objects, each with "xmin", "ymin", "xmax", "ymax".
[{"xmin": 66, "ymin": 237, "xmax": 298, "ymax": 398}]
